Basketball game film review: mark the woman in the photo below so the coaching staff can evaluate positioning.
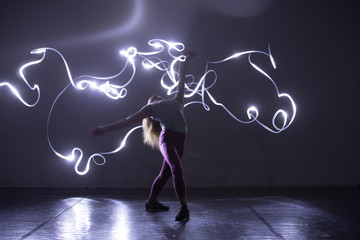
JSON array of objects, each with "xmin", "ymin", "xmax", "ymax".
[{"xmin": 92, "ymin": 52, "xmax": 193, "ymax": 222}]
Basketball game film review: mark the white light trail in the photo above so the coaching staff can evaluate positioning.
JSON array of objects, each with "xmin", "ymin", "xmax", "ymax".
[{"xmin": 0, "ymin": 39, "xmax": 296, "ymax": 175}]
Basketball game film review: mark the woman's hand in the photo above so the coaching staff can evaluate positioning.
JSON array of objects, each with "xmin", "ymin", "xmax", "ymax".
[
  {"xmin": 91, "ymin": 127, "xmax": 105, "ymax": 137},
  {"xmin": 183, "ymin": 50, "xmax": 196, "ymax": 61}
]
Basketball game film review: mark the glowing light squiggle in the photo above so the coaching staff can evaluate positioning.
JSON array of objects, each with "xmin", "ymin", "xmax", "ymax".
[
  {"xmin": 0, "ymin": 39, "xmax": 296, "ymax": 175},
  {"xmin": 0, "ymin": 51, "xmax": 44, "ymax": 107},
  {"xmin": 201, "ymin": 45, "xmax": 297, "ymax": 133}
]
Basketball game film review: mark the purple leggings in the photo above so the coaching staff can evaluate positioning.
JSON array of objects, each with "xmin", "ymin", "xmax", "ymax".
[{"xmin": 150, "ymin": 129, "xmax": 187, "ymax": 200}]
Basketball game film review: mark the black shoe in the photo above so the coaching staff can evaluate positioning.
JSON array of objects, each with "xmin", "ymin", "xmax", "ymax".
[
  {"xmin": 175, "ymin": 207, "xmax": 190, "ymax": 222},
  {"xmin": 145, "ymin": 200, "xmax": 169, "ymax": 211}
]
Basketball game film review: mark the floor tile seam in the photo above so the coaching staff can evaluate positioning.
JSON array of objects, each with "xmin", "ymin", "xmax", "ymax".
[
  {"xmin": 18, "ymin": 195, "xmax": 89, "ymax": 240},
  {"xmin": 245, "ymin": 202, "xmax": 286, "ymax": 240}
]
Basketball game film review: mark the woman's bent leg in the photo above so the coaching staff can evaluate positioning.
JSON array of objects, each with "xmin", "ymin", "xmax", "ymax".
[
  {"xmin": 159, "ymin": 130, "xmax": 187, "ymax": 200},
  {"xmin": 150, "ymin": 160, "xmax": 172, "ymax": 198}
]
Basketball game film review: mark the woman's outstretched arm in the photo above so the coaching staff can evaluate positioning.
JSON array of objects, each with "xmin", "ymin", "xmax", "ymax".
[
  {"xmin": 175, "ymin": 52, "xmax": 194, "ymax": 104},
  {"xmin": 92, "ymin": 107, "xmax": 149, "ymax": 136}
]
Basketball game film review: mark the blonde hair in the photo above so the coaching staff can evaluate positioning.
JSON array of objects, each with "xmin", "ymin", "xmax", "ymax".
[
  {"xmin": 142, "ymin": 117, "xmax": 162, "ymax": 149},
  {"xmin": 142, "ymin": 94, "xmax": 164, "ymax": 149}
]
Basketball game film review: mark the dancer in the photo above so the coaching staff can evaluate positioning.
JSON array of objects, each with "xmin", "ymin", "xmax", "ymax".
[{"xmin": 92, "ymin": 52, "xmax": 193, "ymax": 222}]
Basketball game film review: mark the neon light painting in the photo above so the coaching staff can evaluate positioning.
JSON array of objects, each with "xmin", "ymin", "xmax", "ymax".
[{"xmin": 0, "ymin": 39, "xmax": 296, "ymax": 175}]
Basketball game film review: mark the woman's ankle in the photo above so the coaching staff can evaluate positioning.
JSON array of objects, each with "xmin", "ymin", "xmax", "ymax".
[
  {"xmin": 148, "ymin": 194, "xmax": 157, "ymax": 203},
  {"xmin": 179, "ymin": 197, "xmax": 188, "ymax": 209}
]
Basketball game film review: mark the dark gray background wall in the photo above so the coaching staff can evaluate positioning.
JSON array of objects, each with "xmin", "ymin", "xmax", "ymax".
[{"xmin": 0, "ymin": 0, "xmax": 359, "ymax": 187}]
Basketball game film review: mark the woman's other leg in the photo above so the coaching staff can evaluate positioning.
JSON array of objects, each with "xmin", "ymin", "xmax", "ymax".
[
  {"xmin": 159, "ymin": 133, "xmax": 186, "ymax": 201},
  {"xmin": 149, "ymin": 159, "xmax": 172, "ymax": 199}
]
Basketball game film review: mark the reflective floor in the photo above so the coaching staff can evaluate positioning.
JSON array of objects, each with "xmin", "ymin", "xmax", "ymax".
[{"xmin": 0, "ymin": 188, "xmax": 359, "ymax": 239}]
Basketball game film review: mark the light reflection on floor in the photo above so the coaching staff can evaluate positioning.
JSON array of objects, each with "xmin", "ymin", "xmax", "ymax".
[
  {"xmin": 55, "ymin": 198, "xmax": 92, "ymax": 240},
  {"xmin": 0, "ymin": 188, "xmax": 359, "ymax": 239},
  {"xmin": 109, "ymin": 199, "xmax": 130, "ymax": 240},
  {"xmin": 51, "ymin": 198, "xmax": 132, "ymax": 240}
]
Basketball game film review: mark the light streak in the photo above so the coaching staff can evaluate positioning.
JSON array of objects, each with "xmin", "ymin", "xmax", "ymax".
[
  {"xmin": 0, "ymin": 50, "xmax": 44, "ymax": 107},
  {"xmin": 55, "ymin": 0, "xmax": 144, "ymax": 47},
  {"xmin": 0, "ymin": 39, "xmax": 296, "ymax": 175},
  {"xmin": 201, "ymin": 45, "xmax": 297, "ymax": 132}
]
